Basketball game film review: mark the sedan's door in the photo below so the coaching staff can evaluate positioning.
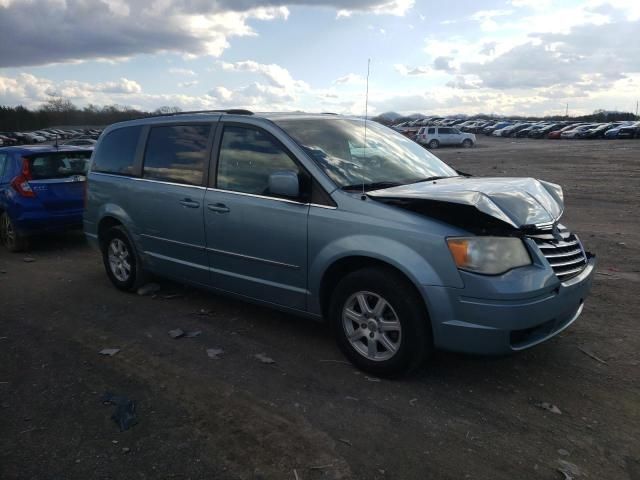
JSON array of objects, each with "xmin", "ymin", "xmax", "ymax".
[
  {"xmin": 128, "ymin": 123, "xmax": 214, "ymax": 285},
  {"xmin": 204, "ymin": 123, "xmax": 309, "ymax": 310}
]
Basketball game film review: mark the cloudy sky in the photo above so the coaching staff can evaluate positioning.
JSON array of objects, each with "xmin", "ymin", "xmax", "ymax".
[{"xmin": 0, "ymin": 0, "xmax": 639, "ymax": 116}]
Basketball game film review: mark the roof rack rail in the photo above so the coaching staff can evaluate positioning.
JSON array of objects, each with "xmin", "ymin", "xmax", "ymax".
[{"xmin": 146, "ymin": 109, "xmax": 254, "ymax": 118}]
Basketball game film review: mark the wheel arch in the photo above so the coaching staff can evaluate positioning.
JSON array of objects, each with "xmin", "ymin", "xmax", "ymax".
[{"xmin": 318, "ymin": 255, "xmax": 431, "ymax": 324}]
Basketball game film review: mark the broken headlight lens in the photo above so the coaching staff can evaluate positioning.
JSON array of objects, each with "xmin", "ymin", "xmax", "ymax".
[{"xmin": 446, "ymin": 237, "xmax": 531, "ymax": 275}]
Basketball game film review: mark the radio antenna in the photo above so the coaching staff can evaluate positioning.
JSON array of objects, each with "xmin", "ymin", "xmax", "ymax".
[{"xmin": 361, "ymin": 58, "xmax": 371, "ymax": 200}]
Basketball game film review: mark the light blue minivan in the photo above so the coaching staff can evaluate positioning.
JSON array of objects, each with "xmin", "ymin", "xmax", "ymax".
[{"xmin": 84, "ymin": 110, "xmax": 595, "ymax": 376}]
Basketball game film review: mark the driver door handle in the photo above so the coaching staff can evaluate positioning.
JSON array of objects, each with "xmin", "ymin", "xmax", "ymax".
[{"xmin": 208, "ymin": 203, "xmax": 230, "ymax": 213}]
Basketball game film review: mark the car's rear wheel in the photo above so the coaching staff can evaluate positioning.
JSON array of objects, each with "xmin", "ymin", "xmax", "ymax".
[
  {"xmin": 0, "ymin": 212, "xmax": 29, "ymax": 252},
  {"xmin": 462, "ymin": 139, "xmax": 473, "ymax": 148},
  {"xmin": 330, "ymin": 267, "xmax": 432, "ymax": 377},
  {"xmin": 102, "ymin": 226, "xmax": 145, "ymax": 291},
  {"xmin": 428, "ymin": 139, "xmax": 439, "ymax": 149}
]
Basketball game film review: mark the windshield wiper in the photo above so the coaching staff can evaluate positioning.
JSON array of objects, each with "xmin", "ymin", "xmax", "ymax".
[
  {"xmin": 405, "ymin": 175, "xmax": 460, "ymax": 184},
  {"xmin": 341, "ymin": 181, "xmax": 402, "ymax": 192}
]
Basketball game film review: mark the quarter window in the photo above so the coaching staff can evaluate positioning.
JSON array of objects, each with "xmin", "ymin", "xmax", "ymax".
[
  {"xmin": 92, "ymin": 126, "xmax": 142, "ymax": 175},
  {"xmin": 217, "ymin": 126, "xmax": 301, "ymax": 197},
  {"xmin": 143, "ymin": 125, "xmax": 211, "ymax": 186}
]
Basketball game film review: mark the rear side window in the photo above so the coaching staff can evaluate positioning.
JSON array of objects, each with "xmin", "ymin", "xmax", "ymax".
[
  {"xmin": 143, "ymin": 124, "xmax": 211, "ymax": 186},
  {"xmin": 216, "ymin": 125, "xmax": 301, "ymax": 196},
  {"xmin": 439, "ymin": 128, "xmax": 452, "ymax": 134},
  {"xmin": 92, "ymin": 126, "xmax": 141, "ymax": 175},
  {"xmin": 0, "ymin": 153, "xmax": 8, "ymax": 178},
  {"xmin": 28, "ymin": 152, "xmax": 92, "ymax": 180}
]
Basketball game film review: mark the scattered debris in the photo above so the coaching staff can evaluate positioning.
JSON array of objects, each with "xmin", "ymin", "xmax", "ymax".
[
  {"xmin": 99, "ymin": 348, "xmax": 120, "ymax": 357},
  {"xmin": 293, "ymin": 469, "xmax": 300, "ymax": 480},
  {"xmin": 338, "ymin": 438, "xmax": 352, "ymax": 446},
  {"xmin": 196, "ymin": 309, "xmax": 212, "ymax": 316},
  {"xmin": 168, "ymin": 328, "xmax": 185, "ymax": 339},
  {"xmin": 0, "ymin": 337, "xmax": 7, "ymax": 340},
  {"xmin": 578, "ymin": 346, "xmax": 607, "ymax": 365},
  {"xmin": 206, "ymin": 348, "xmax": 224, "ymax": 360},
  {"xmin": 0, "ymin": 270, "xmax": 6, "ymax": 274},
  {"xmin": 112, "ymin": 440, "xmax": 119, "ymax": 445},
  {"xmin": 255, "ymin": 353, "xmax": 275, "ymax": 364},
  {"xmin": 535, "ymin": 401, "xmax": 562, "ymax": 415},
  {"xmin": 309, "ymin": 464, "xmax": 334, "ymax": 471},
  {"xmin": 122, "ymin": 447, "xmax": 131, "ymax": 454},
  {"xmin": 184, "ymin": 330, "xmax": 202, "ymax": 338},
  {"xmin": 19, "ymin": 427, "xmax": 45, "ymax": 434},
  {"xmin": 23, "ymin": 257, "xmax": 35, "ymax": 263},
  {"xmin": 137, "ymin": 283, "xmax": 160, "ymax": 296},
  {"xmin": 365, "ymin": 376, "xmax": 381, "ymax": 382},
  {"xmin": 557, "ymin": 459, "xmax": 582, "ymax": 479},
  {"xmin": 163, "ymin": 293, "xmax": 183, "ymax": 299},
  {"xmin": 345, "ymin": 396, "xmax": 359, "ymax": 402},
  {"xmin": 409, "ymin": 398, "xmax": 418, "ymax": 407},
  {"xmin": 319, "ymin": 359, "xmax": 351, "ymax": 365},
  {"xmin": 558, "ymin": 449, "xmax": 570, "ymax": 456},
  {"xmin": 595, "ymin": 271, "xmax": 614, "ymax": 277},
  {"xmin": 102, "ymin": 392, "xmax": 138, "ymax": 432}
]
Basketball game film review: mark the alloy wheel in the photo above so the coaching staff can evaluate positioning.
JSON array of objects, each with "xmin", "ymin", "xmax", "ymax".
[
  {"xmin": 342, "ymin": 291, "xmax": 402, "ymax": 362},
  {"xmin": 108, "ymin": 238, "xmax": 131, "ymax": 282}
]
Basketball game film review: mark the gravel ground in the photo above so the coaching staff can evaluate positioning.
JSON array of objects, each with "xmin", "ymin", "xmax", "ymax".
[{"xmin": 1, "ymin": 136, "xmax": 639, "ymax": 480}]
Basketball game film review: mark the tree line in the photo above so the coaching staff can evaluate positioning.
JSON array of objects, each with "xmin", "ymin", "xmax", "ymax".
[{"xmin": 0, "ymin": 98, "xmax": 181, "ymax": 131}]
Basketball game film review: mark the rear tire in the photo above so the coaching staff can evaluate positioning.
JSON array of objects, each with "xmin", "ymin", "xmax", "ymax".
[
  {"xmin": 329, "ymin": 267, "xmax": 432, "ymax": 377},
  {"xmin": 462, "ymin": 139, "xmax": 473, "ymax": 148},
  {"xmin": 101, "ymin": 226, "xmax": 146, "ymax": 292},
  {"xmin": 428, "ymin": 140, "xmax": 439, "ymax": 149},
  {"xmin": 1, "ymin": 212, "xmax": 29, "ymax": 252}
]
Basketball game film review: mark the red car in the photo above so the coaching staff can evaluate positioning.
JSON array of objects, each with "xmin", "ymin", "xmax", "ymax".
[{"xmin": 548, "ymin": 124, "xmax": 581, "ymax": 139}]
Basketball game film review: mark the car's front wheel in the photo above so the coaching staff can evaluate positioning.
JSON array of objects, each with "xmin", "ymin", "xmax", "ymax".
[
  {"xmin": 101, "ymin": 226, "xmax": 146, "ymax": 291},
  {"xmin": 330, "ymin": 267, "xmax": 432, "ymax": 377},
  {"xmin": 0, "ymin": 212, "xmax": 29, "ymax": 252},
  {"xmin": 462, "ymin": 139, "xmax": 473, "ymax": 148},
  {"xmin": 428, "ymin": 139, "xmax": 439, "ymax": 149}
]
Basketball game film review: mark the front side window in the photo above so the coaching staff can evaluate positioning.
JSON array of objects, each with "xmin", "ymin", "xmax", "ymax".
[
  {"xmin": 427, "ymin": 127, "xmax": 435, "ymax": 134},
  {"xmin": 216, "ymin": 125, "xmax": 301, "ymax": 196},
  {"xmin": 143, "ymin": 124, "xmax": 211, "ymax": 186},
  {"xmin": 274, "ymin": 118, "xmax": 457, "ymax": 190},
  {"xmin": 92, "ymin": 126, "xmax": 141, "ymax": 175}
]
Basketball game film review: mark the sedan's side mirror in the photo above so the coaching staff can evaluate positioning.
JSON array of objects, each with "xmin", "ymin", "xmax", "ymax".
[{"xmin": 268, "ymin": 170, "xmax": 300, "ymax": 198}]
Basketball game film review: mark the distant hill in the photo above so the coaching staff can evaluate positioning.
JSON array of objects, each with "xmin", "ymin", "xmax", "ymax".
[{"xmin": 372, "ymin": 111, "xmax": 402, "ymax": 123}]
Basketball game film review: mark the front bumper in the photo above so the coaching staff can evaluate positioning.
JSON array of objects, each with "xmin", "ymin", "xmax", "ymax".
[{"xmin": 423, "ymin": 254, "xmax": 596, "ymax": 355}]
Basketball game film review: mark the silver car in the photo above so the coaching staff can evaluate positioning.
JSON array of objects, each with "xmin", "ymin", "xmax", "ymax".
[
  {"xmin": 416, "ymin": 126, "xmax": 476, "ymax": 148},
  {"xmin": 84, "ymin": 111, "xmax": 595, "ymax": 377}
]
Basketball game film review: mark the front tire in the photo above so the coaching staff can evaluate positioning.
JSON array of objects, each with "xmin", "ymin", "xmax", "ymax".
[
  {"xmin": 1, "ymin": 212, "xmax": 29, "ymax": 252},
  {"xmin": 330, "ymin": 267, "xmax": 432, "ymax": 377},
  {"xmin": 101, "ymin": 226, "xmax": 146, "ymax": 291},
  {"xmin": 428, "ymin": 139, "xmax": 439, "ymax": 149},
  {"xmin": 462, "ymin": 139, "xmax": 473, "ymax": 148}
]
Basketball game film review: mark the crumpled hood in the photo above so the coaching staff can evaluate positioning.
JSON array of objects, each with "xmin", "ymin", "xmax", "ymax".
[{"xmin": 368, "ymin": 177, "xmax": 564, "ymax": 228}]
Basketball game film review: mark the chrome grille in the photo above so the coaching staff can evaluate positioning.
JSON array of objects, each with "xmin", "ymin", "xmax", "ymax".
[{"xmin": 528, "ymin": 225, "xmax": 587, "ymax": 281}]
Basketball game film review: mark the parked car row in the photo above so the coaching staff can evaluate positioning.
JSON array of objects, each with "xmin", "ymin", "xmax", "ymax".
[
  {"xmin": 0, "ymin": 128, "xmax": 102, "ymax": 146},
  {"xmin": 392, "ymin": 117, "xmax": 640, "ymax": 142}
]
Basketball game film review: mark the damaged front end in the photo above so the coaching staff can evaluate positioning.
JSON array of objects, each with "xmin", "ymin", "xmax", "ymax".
[{"xmin": 368, "ymin": 176, "xmax": 592, "ymax": 281}]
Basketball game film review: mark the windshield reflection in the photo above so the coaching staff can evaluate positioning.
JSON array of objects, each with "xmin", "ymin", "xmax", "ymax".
[{"xmin": 275, "ymin": 118, "xmax": 457, "ymax": 189}]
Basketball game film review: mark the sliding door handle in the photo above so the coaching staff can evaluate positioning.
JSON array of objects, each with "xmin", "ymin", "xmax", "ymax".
[{"xmin": 179, "ymin": 199, "xmax": 200, "ymax": 208}]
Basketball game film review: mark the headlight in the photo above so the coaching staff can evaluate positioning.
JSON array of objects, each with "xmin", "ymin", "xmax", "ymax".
[{"xmin": 447, "ymin": 237, "xmax": 531, "ymax": 275}]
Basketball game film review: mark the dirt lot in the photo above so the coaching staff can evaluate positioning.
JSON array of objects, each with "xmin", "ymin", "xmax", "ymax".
[{"xmin": 1, "ymin": 136, "xmax": 639, "ymax": 480}]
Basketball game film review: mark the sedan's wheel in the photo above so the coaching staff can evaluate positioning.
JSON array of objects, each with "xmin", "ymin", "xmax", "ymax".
[
  {"xmin": 428, "ymin": 139, "xmax": 439, "ymax": 149},
  {"xmin": 0, "ymin": 212, "xmax": 28, "ymax": 252},
  {"xmin": 330, "ymin": 267, "xmax": 432, "ymax": 377},
  {"xmin": 342, "ymin": 291, "xmax": 402, "ymax": 362},
  {"xmin": 102, "ymin": 226, "xmax": 146, "ymax": 291},
  {"xmin": 462, "ymin": 139, "xmax": 473, "ymax": 148}
]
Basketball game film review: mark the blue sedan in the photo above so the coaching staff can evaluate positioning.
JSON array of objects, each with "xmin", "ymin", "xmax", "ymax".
[{"xmin": 0, "ymin": 145, "xmax": 92, "ymax": 251}]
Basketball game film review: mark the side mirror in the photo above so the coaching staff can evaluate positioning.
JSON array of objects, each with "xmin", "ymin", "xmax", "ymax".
[{"xmin": 268, "ymin": 170, "xmax": 299, "ymax": 198}]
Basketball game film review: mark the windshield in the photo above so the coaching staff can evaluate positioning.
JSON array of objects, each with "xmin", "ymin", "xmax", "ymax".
[
  {"xmin": 27, "ymin": 152, "xmax": 91, "ymax": 180},
  {"xmin": 274, "ymin": 118, "xmax": 457, "ymax": 190}
]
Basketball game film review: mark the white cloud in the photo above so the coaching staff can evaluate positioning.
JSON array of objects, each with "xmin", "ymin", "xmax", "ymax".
[
  {"xmin": 337, "ymin": 0, "xmax": 413, "ymax": 17},
  {"xmin": 178, "ymin": 80, "xmax": 199, "ymax": 88},
  {"xmin": 333, "ymin": 73, "xmax": 365, "ymax": 85},
  {"xmin": 169, "ymin": 68, "xmax": 196, "ymax": 76},
  {"xmin": 220, "ymin": 60, "xmax": 309, "ymax": 90}
]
